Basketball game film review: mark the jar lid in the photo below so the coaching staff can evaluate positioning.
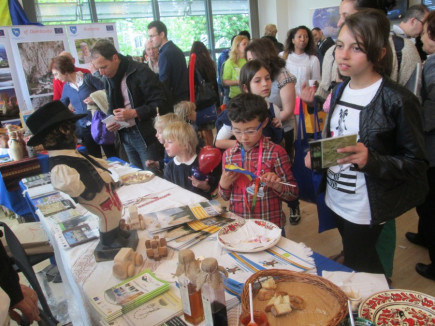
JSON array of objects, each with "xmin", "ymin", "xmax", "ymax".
[
  {"xmin": 178, "ymin": 249, "xmax": 195, "ymax": 264},
  {"xmin": 200, "ymin": 257, "xmax": 218, "ymax": 273}
]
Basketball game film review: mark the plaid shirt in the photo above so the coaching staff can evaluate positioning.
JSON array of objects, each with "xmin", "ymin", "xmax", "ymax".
[{"xmin": 219, "ymin": 137, "xmax": 298, "ymax": 228}]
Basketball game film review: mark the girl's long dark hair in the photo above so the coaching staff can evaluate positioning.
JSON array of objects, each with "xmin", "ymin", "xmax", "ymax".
[{"xmin": 189, "ymin": 41, "xmax": 216, "ymax": 83}]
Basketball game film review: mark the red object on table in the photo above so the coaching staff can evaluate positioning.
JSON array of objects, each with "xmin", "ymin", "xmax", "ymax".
[{"xmin": 0, "ymin": 156, "xmax": 41, "ymax": 191}]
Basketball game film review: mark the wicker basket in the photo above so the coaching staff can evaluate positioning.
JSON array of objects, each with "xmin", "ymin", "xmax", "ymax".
[{"xmin": 241, "ymin": 269, "xmax": 348, "ymax": 326}]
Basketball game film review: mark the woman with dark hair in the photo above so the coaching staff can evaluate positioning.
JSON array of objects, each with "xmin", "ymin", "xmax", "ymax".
[
  {"xmin": 50, "ymin": 55, "xmax": 117, "ymax": 158},
  {"xmin": 189, "ymin": 41, "xmax": 219, "ymax": 146},
  {"xmin": 281, "ymin": 26, "xmax": 320, "ymax": 96},
  {"xmin": 245, "ymin": 38, "xmax": 300, "ymax": 225}
]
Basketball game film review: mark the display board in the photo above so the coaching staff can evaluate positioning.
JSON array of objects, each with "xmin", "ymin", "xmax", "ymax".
[{"xmin": 0, "ymin": 23, "xmax": 117, "ymax": 124}]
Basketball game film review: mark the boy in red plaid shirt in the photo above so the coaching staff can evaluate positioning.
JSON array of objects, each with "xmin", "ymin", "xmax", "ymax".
[{"xmin": 218, "ymin": 93, "xmax": 298, "ymax": 231}]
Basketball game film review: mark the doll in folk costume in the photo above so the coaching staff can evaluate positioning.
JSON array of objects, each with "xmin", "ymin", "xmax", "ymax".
[{"xmin": 26, "ymin": 101, "xmax": 137, "ymax": 261}]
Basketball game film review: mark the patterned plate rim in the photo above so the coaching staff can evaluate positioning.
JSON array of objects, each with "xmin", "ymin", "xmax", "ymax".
[
  {"xmin": 358, "ymin": 288, "xmax": 435, "ymax": 323},
  {"xmin": 217, "ymin": 219, "xmax": 281, "ymax": 253}
]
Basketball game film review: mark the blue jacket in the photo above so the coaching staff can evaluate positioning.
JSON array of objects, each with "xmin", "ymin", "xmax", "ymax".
[{"xmin": 159, "ymin": 41, "xmax": 189, "ymax": 103}]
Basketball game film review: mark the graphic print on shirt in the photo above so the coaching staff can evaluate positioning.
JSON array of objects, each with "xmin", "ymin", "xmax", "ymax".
[{"xmin": 328, "ymin": 100, "xmax": 364, "ymax": 195}]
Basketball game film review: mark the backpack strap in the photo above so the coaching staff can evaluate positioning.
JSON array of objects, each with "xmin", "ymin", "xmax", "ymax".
[{"xmin": 392, "ymin": 35, "xmax": 405, "ymax": 73}]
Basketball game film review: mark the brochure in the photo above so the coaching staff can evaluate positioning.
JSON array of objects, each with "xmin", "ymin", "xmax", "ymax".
[
  {"xmin": 62, "ymin": 223, "xmax": 99, "ymax": 247},
  {"xmin": 91, "ymin": 269, "xmax": 170, "ymax": 322},
  {"xmin": 145, "ymin": 201, "xmax": 221, "ymax": 233},
  {"xmin": 102, "ymin": 115, "xmax": 135, "ymax": 130},
  {"xmin": 309, "ymin": 134, "xmax": 358, "ymax": 170},
  {"xmin": 21, "ymin": 172, "xmax": 51, "ymax": 188}
]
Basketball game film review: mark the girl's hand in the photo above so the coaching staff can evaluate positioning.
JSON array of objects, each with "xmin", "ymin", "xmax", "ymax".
[
  {"xmin": 271, "ymin": 117, "xmax": 282, "ymax": 128},
  {"xmin": 300, "ymin": 82, "xmax": 315, "ymax": 107},
  {"xmin": 305, "ymin": 151, "xmax": 312, "ymax": 169},
  {"xmin": 189, "ymin": 176, "xmax": 210, "ymax": 191},
  {"xmin": 219, "ymin": 170, "xmax": 239, "ymax": 189},
  {"xmin": 337, "ymin": 142, "xmax": 368, "ymax": 169},
  {"xmin": 260, "ymin": 172, "xmax": 282, "ymax": 192}
]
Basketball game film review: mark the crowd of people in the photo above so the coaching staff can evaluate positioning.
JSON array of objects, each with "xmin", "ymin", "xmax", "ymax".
[{"xmin": 3, "ymin": 1, "xmax": 435, "ymax": 323}]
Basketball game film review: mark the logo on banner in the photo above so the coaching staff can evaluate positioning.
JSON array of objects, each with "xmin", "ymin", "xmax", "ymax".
[
  {"xmin": 54, "ymin": 28, "xmax": 63, "ymax": 34},
  {"xmin": 12, "ymin": 28, "xmax": 20, "ymax": 37},
  {"xmin": 106, "ymin": 25, "xmax": 114, "ymax": 31},
  {"xmin": 69, "ymin": 26, "xmax": 77, "ymax": 34}
]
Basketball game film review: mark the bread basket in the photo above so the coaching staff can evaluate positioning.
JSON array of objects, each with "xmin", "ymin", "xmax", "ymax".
[{"xmin": 241, "ymin": 269, "xmax": 348, "ymax": 326}]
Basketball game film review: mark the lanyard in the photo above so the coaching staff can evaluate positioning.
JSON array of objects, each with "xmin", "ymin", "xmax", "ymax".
[{"xmin": 240, "ymin": 138, "xmax": 264, "ymax": 213}]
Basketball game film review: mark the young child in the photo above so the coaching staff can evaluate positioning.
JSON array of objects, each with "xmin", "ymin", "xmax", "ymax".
[
  {"xmin": 215, "ymin": 60, "xmax": 283, "ymax": 150},
  {"xmin": 163, "ymin": 121, "xmax": 219, "ymax": 199},
  {"xmin": 174, "ymin": 101, "xmax": 204, "ymax": 150},
  {"xmin": 218, "ymin": 93, "xmax": 298, "ymax": 230},
  {"xmin": 145, "ymin": 113, "xmax": 181, "ymax": 175},
  {"xmin": 305, "ymin": 9, "xmax": 428, "ymax": 274}
]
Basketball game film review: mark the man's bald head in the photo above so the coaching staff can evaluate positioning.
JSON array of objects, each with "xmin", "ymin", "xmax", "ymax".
[{"xmin": 59, "ymin": 51, "xmax": 75, "ymax": 65}]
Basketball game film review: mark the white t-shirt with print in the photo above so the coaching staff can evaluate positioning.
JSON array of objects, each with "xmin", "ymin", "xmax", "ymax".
[{"xmin": 325, "ymin": 78, "xmax": 382, "ymax": 225}]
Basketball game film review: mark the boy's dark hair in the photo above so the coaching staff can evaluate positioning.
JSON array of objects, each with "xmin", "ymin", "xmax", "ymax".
[
  {"xmin": 91, "ymin": 39, "xmax": 117, "ymax": 60},
  {"xmin": 426, "ymin": 11, "xmax": 435, "ymax": 42},
  {"xmin": 342, "ymin": 8, "xmax": 393, "ymax": 76},
  {"xmin": 148, "ymin": 20, "xmax": 168, "ymax": 38},
  {"xmin": 239, "ymin": 30, "xmax": 251, "ymax": 40},
  {"xmin": 227, "ymin": 93, "xmax": 268, "ymax": 123},
  {"xmin": 346, "ymin": 0, "xmax": 397, "ymax": 14}
]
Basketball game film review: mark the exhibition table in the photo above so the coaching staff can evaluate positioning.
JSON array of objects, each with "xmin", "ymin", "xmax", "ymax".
[{"xmin": 30, "ymin": 160, "xmax": 351, "ymax": 326}]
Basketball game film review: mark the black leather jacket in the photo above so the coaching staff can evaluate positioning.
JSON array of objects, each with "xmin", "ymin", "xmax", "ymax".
[
  {"xmin": 323, "ymin": 77, "xmax": 428, "ymax": 225},
  {"xmin": 104, "ymin": 57, "xmax": 171, "ymax": 146}
]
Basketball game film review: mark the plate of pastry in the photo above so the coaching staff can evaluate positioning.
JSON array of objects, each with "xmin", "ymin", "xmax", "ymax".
[{"xmin": 120, "ymin": 171, "xmax": 155, "ymax": 185}]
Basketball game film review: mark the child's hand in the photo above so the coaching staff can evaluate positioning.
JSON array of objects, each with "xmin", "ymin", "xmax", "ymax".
[
  {"xmin": 188, "ymin": 175, "xmax": 210, "ymax": 192},
  {"xmin": 271, "ymin": 117, "xmax": 282, "ymax": 128},
  {"xmin": 145, "ymin": 160, "xmax": 159, "ymax": 169},
  {"xmin": 219, "ymin": 170, "xmax": 240, "ymax": 189},
  {"xmin": 337, "ymin": 142, "xmax": 368, "ymax": 169},
  {"xmin": 260, "ymin": 172, "xmax": 282, "ymax": 192}
]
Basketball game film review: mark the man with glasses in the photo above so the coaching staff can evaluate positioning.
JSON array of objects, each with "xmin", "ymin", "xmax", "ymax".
[
  {"xmin": 391, "ymin": 4, "xmax": 429, "ymax": 40},
  {"xmin": 147, "ymin": 20, "xmax": 189, "ymax": 104}
]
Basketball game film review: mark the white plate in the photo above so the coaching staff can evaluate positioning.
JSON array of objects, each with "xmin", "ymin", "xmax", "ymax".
[{"xmin": 217, "ymin": 219, "xmax": 281, "ymax": 252}]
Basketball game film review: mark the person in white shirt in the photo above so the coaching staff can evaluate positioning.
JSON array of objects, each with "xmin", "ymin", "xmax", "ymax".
[{"xmin": 280, "ymin": 26, "xmax": 321, "ymax": 96}]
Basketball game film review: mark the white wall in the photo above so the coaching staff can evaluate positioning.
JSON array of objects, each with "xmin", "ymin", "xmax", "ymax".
[{"xmin": 258, "ymin": 0, "xmax": 422, "ymax": 44}]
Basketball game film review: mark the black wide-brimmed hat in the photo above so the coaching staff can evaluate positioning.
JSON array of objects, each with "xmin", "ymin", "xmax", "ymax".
[{"xmin": 26, "ymin": 101, "xmax": 87, "ymax": 147}]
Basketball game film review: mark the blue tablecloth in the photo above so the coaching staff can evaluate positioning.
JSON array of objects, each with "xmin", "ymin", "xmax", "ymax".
[{"xmin": 0, "ymin": 153, "xmax": 49, "ymax": 217}]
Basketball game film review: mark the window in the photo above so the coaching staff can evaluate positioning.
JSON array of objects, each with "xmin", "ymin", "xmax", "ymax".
[{"xmin": 34, "ymin": 0, "xmax": 251, "ymax": 58}]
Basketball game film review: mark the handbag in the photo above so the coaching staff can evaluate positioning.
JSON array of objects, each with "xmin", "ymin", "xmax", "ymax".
[
  {"xmin": 292, "ymin": 98, "xmax": 336, "ymax": 232},
  {"xmin": 195, "ymin": 70, "xmax": 218, "ymax": 110},
  {"xmin": 91, "ymin": 110, "xmax": 116, "ymax": 145},
  {"xmin": 196, "ymin": 104, "xmax": 218, "ymax": 125}
]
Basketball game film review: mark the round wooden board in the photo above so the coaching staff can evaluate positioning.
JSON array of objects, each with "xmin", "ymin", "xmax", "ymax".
[{"xmin": 253, "ymin": 281, "xmax": 345, "ymax": 326}]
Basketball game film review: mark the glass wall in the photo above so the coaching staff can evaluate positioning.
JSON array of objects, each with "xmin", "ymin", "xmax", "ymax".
[{"xmin": 34, "ymin": 0, "xmax": 251, "ymax": 58}]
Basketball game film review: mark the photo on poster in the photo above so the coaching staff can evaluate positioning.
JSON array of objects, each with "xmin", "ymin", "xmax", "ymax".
[
  {"xmin": 0, "ymin": 88, "xmax": 19, "ymax": 121},
  {"xmin": 17, "ymin": 41, "xmax": 65, "ymax": 96},
  {"xmin": 75, "ymin": 37, "xmax": 114, "ymax": 64},
  {"xmin": 312, "ymin": 6, "xmax": 340, "ymax": 39},
  {"xmin": 0, "ymin": 44, "xmax": 9, "ymax": 68},
  {"xmin": 30, "ymin": 95, "xmax": 52, "ymax": 110}
]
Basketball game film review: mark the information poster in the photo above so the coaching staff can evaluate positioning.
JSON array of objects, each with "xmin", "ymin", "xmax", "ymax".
[
  {"xmin": 66, "ymin": 23, "xmax": 118, "ymax": 70},
  {"xmin": 0, "ymin": 27, "xmax": 22, "ymax": 124},
  {"xmin": 7, "ymin": 25, "xmax": 69, "ymax": 111}
]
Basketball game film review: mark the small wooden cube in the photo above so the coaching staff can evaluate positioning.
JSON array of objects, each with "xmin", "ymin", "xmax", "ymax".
[
  {"xmin": 146, "ymin": 248, "xmax": 154, "ymax": 259},
  {"xmin": 158, "ymin": 246, "xmax": 168, "ymax": 257}
]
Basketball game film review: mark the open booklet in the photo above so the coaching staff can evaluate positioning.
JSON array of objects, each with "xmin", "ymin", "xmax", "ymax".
[
  {"xmin": 145, "ymin": 201, "xmax": 222, "ymax": 234},
  {"xmin": 309, "ymin": 134, "xmax": 358, "ymax": 170}
]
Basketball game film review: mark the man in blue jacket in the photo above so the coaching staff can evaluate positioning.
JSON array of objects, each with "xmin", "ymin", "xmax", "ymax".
[{"xmin": 147, "ymin": 20, "xmax": 189, "ymax": 104}]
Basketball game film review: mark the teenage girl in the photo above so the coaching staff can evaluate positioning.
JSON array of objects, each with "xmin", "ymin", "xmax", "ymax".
[
  {"xmin": 215, "ymin": 60, "xmax": 283, "ymax": 150},
  {"xmin": 305, "ymin": 8, "xmax": 428, "ymax": 274}
]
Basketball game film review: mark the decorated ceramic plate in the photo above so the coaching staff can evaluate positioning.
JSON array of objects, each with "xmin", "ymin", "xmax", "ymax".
[
  {"xmin": 217, "ymin": 219, "xmax": 281, "ymax": 252},
  {"xmin": 120, "ymin": 171, "xmax": 154, "ymax": 184},
  {"xmin": 358, "ymin": 289, "xmax": 435, "ymax": 325}
]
